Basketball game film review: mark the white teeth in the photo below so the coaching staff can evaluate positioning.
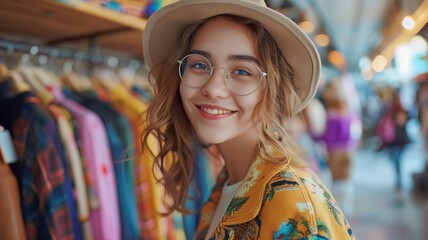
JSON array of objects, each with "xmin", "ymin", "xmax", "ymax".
[{"xmin": 201, "ymin": 107, "xmax": 231, "ymax": 115}]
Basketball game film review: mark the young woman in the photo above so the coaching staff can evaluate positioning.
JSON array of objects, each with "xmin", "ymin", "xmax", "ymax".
[{"xmin": 141, "ymin": 0, "xmax": 355, "ymax": 239}]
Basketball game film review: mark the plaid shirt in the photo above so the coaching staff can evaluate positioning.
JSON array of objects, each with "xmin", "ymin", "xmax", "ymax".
[{"xmin": 9, "ymin": 95, "xmax": 75, "ymax": 240}]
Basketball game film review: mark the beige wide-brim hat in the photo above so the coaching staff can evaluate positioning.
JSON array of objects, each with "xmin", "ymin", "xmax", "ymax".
[{"xmin": 143, "ymin": 0, "xmax": 321, "ymax": 113}]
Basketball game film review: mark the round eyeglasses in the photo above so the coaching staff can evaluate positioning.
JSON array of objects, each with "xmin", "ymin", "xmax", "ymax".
[{"xmin": 177, "ymin": 54, "xmax": 267, "ymax": 96}]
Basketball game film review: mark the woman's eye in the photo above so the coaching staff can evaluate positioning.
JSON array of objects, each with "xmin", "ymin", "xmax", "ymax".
[
  {"xmin": 232, "ymin": 69, "xmax": 251, "ymax": 76},
  {"xmin": 191, "ymin": 62, "xmax": 209, "ymax": 70}
]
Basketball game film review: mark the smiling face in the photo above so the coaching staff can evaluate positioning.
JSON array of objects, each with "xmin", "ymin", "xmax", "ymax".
[{"xmin": 179, "ymin": 17, "xmax": 264, "ymax": 146}]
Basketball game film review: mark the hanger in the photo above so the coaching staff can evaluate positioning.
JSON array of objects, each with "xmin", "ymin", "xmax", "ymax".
[
  {"xmin": 91, "ymin": 68, "xmax": 119, "ymax": 91},
  {"xmin": 34, "ymin": 68, "xmax": 62, "ymax": 88},
  {"xmin": 61, "ymin": 71, "xmax": 93, "ymax": 92},
  {"xmin": 121, "ymin": 59, "xmax": 147, "ymax": 89},
  {"xmin": 117, "ymin": 65, "xmax": 139, "ymax": 90},
  {"xmin": 59, "ymin": 55, "xmax": 91, "ymax": 92},
  {"xmin": 8, "ymin": 70, "xmax": 32, "ymax": 94},
  {"xmin": 17, "ymin": 67, "xmax": 53, "ymax": 103}
]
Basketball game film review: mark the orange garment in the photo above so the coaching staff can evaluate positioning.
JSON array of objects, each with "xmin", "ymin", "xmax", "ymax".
[
  {"xmin": 195, "ymin": 151, "xmax": 355, "ymax": 239},
  {"xmin": 0, "ymin": 163, "xmax": 26, "ymax": 240}
]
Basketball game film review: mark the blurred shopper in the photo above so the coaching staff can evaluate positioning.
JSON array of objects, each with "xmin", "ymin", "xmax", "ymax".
[
  {"xmin": 417, "ymin": 82, "xmax": 428, "ymax": 168},
  {"xmin": 303, "ymin": 98, "xmax": 332, "ymax": 185},
  {"xmin": 414, "ymin": 82, "xmax": 428, "ymax": 191},
  {"xmin": 287, "ymin": 110, "xmax": 323, "ymax": 176},
  {"xmin": 377, "ymin": 89, "xmax": 410, "ymax": 190},
  {"xmin": 309, "ymin": 79, "xmax": 362, "ymax": 217}
]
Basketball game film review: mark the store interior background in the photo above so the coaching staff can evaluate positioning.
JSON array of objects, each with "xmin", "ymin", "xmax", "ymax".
[{"xmin": 1, "ymin": 0, "xmax": 428, "ymax": 239}]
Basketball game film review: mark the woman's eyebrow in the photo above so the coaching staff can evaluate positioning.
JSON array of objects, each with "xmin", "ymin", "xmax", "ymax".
[
  {"xmin": 229, "ymin": 55, "xmax": 261, "ymax": 65},
  {"xmin": 188, "ymin": 49, "xmax": 210, "ymax": 58},
  {"xmin": 187, "ymin": 50, "xmax": 261, "ymax": 66}
]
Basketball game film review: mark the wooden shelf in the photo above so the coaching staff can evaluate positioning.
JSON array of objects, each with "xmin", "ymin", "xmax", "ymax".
[{"xmin": 0, "ymin": 0, "xmax": 147, "ymax": 59}]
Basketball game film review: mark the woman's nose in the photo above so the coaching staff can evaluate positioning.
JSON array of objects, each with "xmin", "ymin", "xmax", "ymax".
[{"xmin": 201, "ymin": 67, "xmax": 230, "ymax": 98}]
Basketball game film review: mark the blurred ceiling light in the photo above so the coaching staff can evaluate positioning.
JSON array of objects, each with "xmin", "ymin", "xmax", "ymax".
[
  {"xmin": 299, "ymin": 20, "xmax": 315, "ymax": 33},
  {"xmin": 395, "ymin": 43, "xmax": 411, "ymax": 75},
  {"xmin": 394, "ymin": 35, "xmax": 428, "ymax": 77},
  {"xmin": 376, "ymin": 0, "xmax": 428, "ymax": 66},
  {"xmin": 372, "ymin": 55, "xmax": 387, "ymax": 72},
  {"xmin": 315, "ymin": 33, "xmax": 330, "ymax": 47},
  {"xmin": 411, "ymin": 35, "xmax": 428, "ymax": 50},
  {"xmin": 402, "ymin": 16, "xmax": 415, "ymax": 30},
  {"xmin": 361, "ymin": 69, "xmax": 373, "ymax": 81},
  {"xmin": 327, "ymin": 50, "xmax": 346, "ymax": 69},
  {"xmin": 358, "ymin": 56, "xmax": 371, "ymax": 71}
]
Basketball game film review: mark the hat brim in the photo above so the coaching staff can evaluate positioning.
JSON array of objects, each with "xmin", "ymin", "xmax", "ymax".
[{"xmin": 143, "ymin": 0, "xmax": 321, "ymax": 113}]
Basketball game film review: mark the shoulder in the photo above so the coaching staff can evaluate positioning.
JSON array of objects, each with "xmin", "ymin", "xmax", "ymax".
[{"xmin": 259, "ymin": 165, "xmax": 355, "ymax": 239}]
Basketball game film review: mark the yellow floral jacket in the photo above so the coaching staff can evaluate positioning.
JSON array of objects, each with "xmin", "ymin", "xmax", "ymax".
[{"xmin": 194, "ymin": 154, "xmax": 356, "ymax": 240}]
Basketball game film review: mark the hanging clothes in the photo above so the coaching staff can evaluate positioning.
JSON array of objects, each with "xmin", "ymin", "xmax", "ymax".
[
  {"xmin": 183, "ymin": 147, "xmax": 216, "ymax": 240},
  {"xmin": 48, "ymin": 86, "xmax": 121, "ymax": 240},
  {"xmin": 46, "ymin": 104, "xmax": 93, "ymax": 239},
  {"xmin": 65, "ymin": 88, "xmax": 141, "ymax": 240},
  {"xmin": 56, "ymin": 104, "xmax": 96, "ymax": 240},
  {"xmin": 131, "ymin": 84, "xmax": 153, "ymax": 103},
  {"xmin": 108, "ymin": 84, "xmax": 189, "ymax": 238},
  {"xmin": 108, "ymin": 84, "xmax": 172, "ymax": 239},
  {"xmin": 0, "ymin": 81, "xmax": 77, "ymax": 240}
]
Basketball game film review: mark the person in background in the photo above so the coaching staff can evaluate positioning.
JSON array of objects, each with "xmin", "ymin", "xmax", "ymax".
[
  {"xmin": 417, "ymin": 83, "xmax": 428, "ymax": 173},
  {"xmin": 303, "ymin": 97, "xmax": 332, "ymax": 186},
  {"xmin": 287, "ymin": 113, "xmax": 322, "ymax": 176},
  {"xmin": 413, "ymin": 81, "xmax": 428, "ymax": 192},
  {"xmin": 309, "ymin": 78, "xmax": 362, "ymax": 218},
  {"xmin": 378, "ymin": 89, "xmax": 411, "ymax": 190},
  {"xmin": 140, "ymin": 0, "xmax": 355, "ymax": 239}
]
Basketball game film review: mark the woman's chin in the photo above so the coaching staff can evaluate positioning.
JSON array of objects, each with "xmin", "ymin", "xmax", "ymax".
[{"xmin": 196, "ymin": 134, "xmax": 226, "ymax": 146}]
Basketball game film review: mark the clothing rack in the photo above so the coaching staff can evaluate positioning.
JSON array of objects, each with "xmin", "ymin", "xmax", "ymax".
[{"xmin": 0, "ymin": 39, "xmax": 145, "ymax": 73}]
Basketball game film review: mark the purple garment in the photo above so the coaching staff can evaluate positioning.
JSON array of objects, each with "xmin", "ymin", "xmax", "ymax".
[
  {"xmin": 312, "ymin": 111, "xmax": 361, "ymax": 151},
  {"xmin": 49, "ymin": 86, "xmax": 121, "ymax": 240}
]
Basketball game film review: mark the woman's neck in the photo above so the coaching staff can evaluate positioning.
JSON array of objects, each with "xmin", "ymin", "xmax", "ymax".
[{"xmin": 217, "ymin": 130, "xmax": 259, "ymax": 184}]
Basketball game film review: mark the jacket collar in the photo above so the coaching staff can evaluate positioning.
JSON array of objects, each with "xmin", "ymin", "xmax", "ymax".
[
  {"xmin": 222, "ymin": 155, "xmax": 287, "ymax": 225},
  {"xmin": 196, "ymin": 148, "xmax": 289, "ymax": 236}
]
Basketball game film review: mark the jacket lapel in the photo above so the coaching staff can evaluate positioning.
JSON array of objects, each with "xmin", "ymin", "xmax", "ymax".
[
  {"xmin": 194, "ymin": 167, "xmax": 228, "ymax": 239},
  {"xmin": 222, "ymin": 156, "xmax": 286, "ymax": 226},
  {"xmin": 194, "ymin": 148, "xmax": 289, "ymax": 239}
]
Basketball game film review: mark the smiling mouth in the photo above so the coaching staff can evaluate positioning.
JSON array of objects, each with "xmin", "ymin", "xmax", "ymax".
[{"xmin": 196, "ymin": 105, "xmax": 237, "ymax": 115}]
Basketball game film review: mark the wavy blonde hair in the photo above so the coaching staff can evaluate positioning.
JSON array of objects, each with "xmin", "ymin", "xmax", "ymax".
[{"xmin": 141, "ymin": 14, "xmax": 303, "ymax": 214}]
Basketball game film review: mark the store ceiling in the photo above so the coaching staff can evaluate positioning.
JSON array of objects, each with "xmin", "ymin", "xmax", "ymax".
[
  {"xmin": 266, "ymin": 0, "xmax": 427, "ymax": 73},
  {"xmin": 0, "ymin": 0, "xmax": 426, "ymax": 76}
]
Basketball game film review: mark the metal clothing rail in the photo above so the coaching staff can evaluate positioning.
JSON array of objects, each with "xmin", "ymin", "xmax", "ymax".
[{"xmin": 0, "ymin": 39, "xmax": 145, "ymax": 70}]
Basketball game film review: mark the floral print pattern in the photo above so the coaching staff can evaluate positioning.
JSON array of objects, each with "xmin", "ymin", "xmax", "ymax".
[
  {"xmin": 273, "ymin": 218, "xmax": 331, "ymax": 239},
  {"xmin": 194, "ymin": 151, "xmax": 355, "ymax": 239},
  {"xmin": 235, "ymin": 160, "xmax": 261, "ymax": 197},
  {"xmin": 301, "ymin": 175, "xmax": 343, "ymax": 226}
]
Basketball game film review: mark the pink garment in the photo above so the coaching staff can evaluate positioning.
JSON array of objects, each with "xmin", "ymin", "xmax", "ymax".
[{"xmin": 49, "ymin": 86, "xmax": 121, "ymax": 240}]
